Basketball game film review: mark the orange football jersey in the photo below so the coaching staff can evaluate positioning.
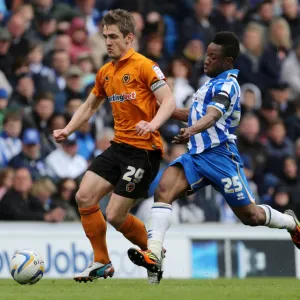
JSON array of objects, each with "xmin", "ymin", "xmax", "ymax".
[{"xmin": 92, "ymin": 48, "xmax": 165, "ymax": 151}]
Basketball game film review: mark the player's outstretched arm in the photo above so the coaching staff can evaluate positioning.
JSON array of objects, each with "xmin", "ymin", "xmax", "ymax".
[
  {"xmin": 53, "ymin": 93, "xmax": 104, "ymax": 143},
  {"xmin": 151, "ymin": 84, "xmax": 176, "ymax": 128},
  {"xmin": 171, "ymin": 108, "xmax": 189, "ymax": 122},
  {"xmin": 172, "ymin": 107, "xmax": 221, "ymax": 144},
  {"xmin": 189, "ymin": 106, "xmax": 221, "ymax": 135},
  {"xmin": 136, "ymin": 85, "xmax": 175, "ymax": 136}
]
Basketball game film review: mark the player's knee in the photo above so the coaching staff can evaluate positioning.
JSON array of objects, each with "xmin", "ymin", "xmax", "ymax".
[
  {"xmin": 154, "ymin": 181, "xmax": 170, "ymax": 203},
  {"xmin": 75, "ymin": 190, "xmax": 92, "ymax": 208},
  {"xmin": 240, "ymin": 211, "xmax": 261, "ymax": 227},
  {"xmin": 105, "ymin": 208, "xmax": 125, "ymax": 228}
]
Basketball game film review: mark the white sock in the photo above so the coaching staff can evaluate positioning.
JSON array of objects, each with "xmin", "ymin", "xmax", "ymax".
[
  {"xmin": 147, "ymin": 202, "xmax": 172, "ymax": 260},
  {"xmin": 258, "ymin": 205, "xmax": 296, "ymax": 231}
]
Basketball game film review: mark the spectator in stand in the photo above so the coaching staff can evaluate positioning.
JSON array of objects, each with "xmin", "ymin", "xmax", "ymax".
[
  {"xmin": 93, "ymin": 127, "xmax": 115, "ymax": 157},
  {"xmin": 0, "ymin": 112, "xmax": 22, "ymax": 167},
  {"xmin": 182, "ymin": 37, "xmax": 205, "ymax": 89},
  {"xmin": 142, "ymin": 33, "xmax": 169, "ymax": 73},
  {"xmin": 247, "ymin": 0, "xmax": 274, "ymax": 31},
  {"xmin": 16, "ymin": 4, "xmax": 34, "ymax": 32},
  {"xmin": 69, "ymin": 17, "xmax": 92, "ymax": 64},
  {"xmin": 281, "ymin": 37, "xmax": 300, "ymax": 100},
  {"xmin": 168, "ymin": 58, "xmax": 195, "ymax": 108},
  {"xmin": 235, "ymin": 22, "xmax": 265, "ymax": 88},
  {"xmin": 33, "ymin": 0, "xmax": 79, "ymax": 23},
  {"xmin": 8, "ymin": 73, "xmax": 35, "ymax": 111},
  {"xmin": 0, "ymin": 167, "xmax": 65, "ymax": 222},
  {"xmin": 260, "ymin": 17, "xmax": 292, "ymax": 89},
  {"xmin": 257, "ymin": 98, "xmax": 280, "ymax": 139},
  {"xmin": 51, "ymin": 49, "xmax": 70, "ymax": 112},
  {"xmin": 7, "ymin": 13, "xmax": 30, "ymax": 58},
  {"xmin": 88, "ymin": 18, "xmax": 106, "ymax": 69},
  {"xmin": 279, "ymin": 156, "xmax": 300, "ymax": 204},
  {"xmin": 77, "ymin": 53, "xmax": 96, "ymax": 91},
  {"xmin": 0, "ymin": 88, "xmax": 9, "ymax": 130},
  {"xmin": 52, "ymin": 178, "xmax": 79, "ymax": 221},
  {"xmin": 0, "ymin": 27, "xmax": 14, "ymax": 79},
  {"xmin": 9, "ymin": 128, "xmax": 47, "ymax": 180},
  {"xmin": 27, "ymin": 42, "xmax": 58, "ymax": 95},
  {"xmin": 30, "ymin": 177, "xmax": 59, "ymax": 212},
  {"xmin": 267, "ymin": 82, "xmax": 293, "ymax": 119},
  {"xmin": 210, "ymin": 0, "xmax": 244, "ymax": 38},
  {"xmin": 180, "ymin": 0, "xmax": 215, "ymax": 49},
  {"xmin": 44, "ymin": 32, "xmax": 72, "ymax": 67},
  {"xmin": 237, "ymin": 113, "xmax": 267, "ymax": 185},
  {"xmin": 76, "ymin": 121, "xmax": 95, "ymax": 161},
  {"xmin": 64, "ymin": 65, "xmax": 84, "ymax": 102},
  {"xmin": 265, "ymin": 118, "xmax": 295, "ymax": 177},
  {"xmin": 285, "ymin": 100, "xmax": 300, "ymax": 142},
  {"xmin": 269, "ymin": 184, "xmax": 296, "ymax": 214},
  {"xmin": 31, "ymin": 13, "xmax": 57, "ymax": 56},
  {"xmin": 240, "ymin": 83, "xmax": 262, "ymax": 116},
  {"xmin": 0, "ymin": 168, "xmax": 14, "ymax": 201},
  {"xmin": 23, "ymin": 92, "xmax": 55, "ymax": 157},
  {"xmin": 65, "ymin": 97, "xmax": 83, "ymax": 120},
  {"xmin": 281, "ymin": 0, "xmax": 300, "ymax": 40},
  {"xmin": 45, "ymin": 133, "xmax": 87, "ymax": 180},
  {"xmin": 74, "ymin": 0, "xmax": 101, "ymax": 36}
]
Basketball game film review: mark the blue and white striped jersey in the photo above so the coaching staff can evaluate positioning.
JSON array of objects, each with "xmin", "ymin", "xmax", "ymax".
[{"xmin": 188, "ymin": 69, "xmax": 241, "ymax": 154}]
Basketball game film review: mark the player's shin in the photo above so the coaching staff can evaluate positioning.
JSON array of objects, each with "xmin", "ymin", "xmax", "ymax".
[
  {"xmin": 79, "ymin": 204, "xmax": 110, "ymax": 264},
  {"xmin": 258, "ymin": 204, "xmax": 296, "ymax": 231},
  {"xmin": 147, "ymin": 202, "xmax": 172, "ymax": 260},
  {"xmin": 117, "ymin": 214, "xmax": 148, "ymax": 250}
]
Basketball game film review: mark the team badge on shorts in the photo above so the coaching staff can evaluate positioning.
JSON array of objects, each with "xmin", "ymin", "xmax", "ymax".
[
  {"xmin": 126, "ymin": 182, "xmax": 135, "ymax": 192},
  {"xmin": 122, "ymin": 74, "xmax": 130, "ymax": 84}
]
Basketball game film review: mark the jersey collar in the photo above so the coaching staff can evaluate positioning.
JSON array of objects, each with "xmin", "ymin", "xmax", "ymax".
[
  {"xmin": 113, "ymin": 48, "xmax": 135, "ymax": 64},
  {"xmin": 214, "ymin": 69, "xmax": 239, "ymax": 80}
]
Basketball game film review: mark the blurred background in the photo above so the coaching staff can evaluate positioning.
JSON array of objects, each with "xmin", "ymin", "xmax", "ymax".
[{"xmin": 0, "ymin": 0, "xmax": 300, "ymax": 279}]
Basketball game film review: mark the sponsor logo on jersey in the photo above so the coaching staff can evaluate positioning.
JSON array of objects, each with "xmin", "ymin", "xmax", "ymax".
[
  {"xmin": 152, "ymin": 65, "xmax": 165, "ymax": 80},
  {"xmin": 122, "ymin": 74, "xmax": 130, "ymax": 84},
  {"xmin": 107, "ymin": 92, "xmax": 137, "ymax": 103}
]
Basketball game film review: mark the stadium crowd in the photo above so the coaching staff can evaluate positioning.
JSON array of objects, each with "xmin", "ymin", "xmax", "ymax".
[{"xmin": 0, "ymin": 0, "xmax": 300, "ymax": 224}]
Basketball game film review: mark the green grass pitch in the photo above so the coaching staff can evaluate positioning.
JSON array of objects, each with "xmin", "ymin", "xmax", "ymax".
[{"xmin": 1, "ymin": 278, "xmax": 300, "ymax": 300}]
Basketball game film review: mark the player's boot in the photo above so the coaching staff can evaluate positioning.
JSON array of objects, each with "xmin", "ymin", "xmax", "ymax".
[
  {"xmin": 73, "ymin": 262, "xmax": 114, "ymax": 282},
  {"xmin": 128, "ymin": 248, "xmax": 161, "ymax": 273},
  {"xmin": 147, "ymin": 250, "xmax": 165, "ymax": 285},
  {"xmin": 284, "ymin": 210, "xmax": 300, "ymax": 249}
]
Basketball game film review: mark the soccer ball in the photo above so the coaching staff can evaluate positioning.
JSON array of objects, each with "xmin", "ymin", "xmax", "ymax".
[{"xmin": 10, "ymin": 250, "xmax": 45, "ymax": 285}]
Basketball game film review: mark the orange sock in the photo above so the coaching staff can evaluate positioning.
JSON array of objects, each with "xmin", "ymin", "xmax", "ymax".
[
  {"xmin": 117, "ymin": 214, "xmax": 148, "ymax": 250},
  {"xmin": 79, "ymin": 204, "xmax": 110, "ymax": 264}
]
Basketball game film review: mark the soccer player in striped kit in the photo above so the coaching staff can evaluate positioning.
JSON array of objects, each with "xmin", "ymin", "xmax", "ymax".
[{"xmin": 128, "ymin": 32, "xmax": 300, "ymax": 283}]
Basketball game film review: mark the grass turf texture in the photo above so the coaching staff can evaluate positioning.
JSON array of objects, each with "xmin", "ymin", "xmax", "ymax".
[{"xmin": 1, "ymin": 278, "xmax": 300, "ymax": 300}]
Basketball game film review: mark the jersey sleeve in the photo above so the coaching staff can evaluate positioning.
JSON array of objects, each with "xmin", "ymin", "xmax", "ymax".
[
  {"xmin": 140, "ymin": 59, "xmax": 166, "ymax": 93},
  {"xmin": 208, "ymin": 80, "xmax": 234, "ymax": 115},
  {"xmin": 91, "ymin": 68, "xmax": 107, "ymax": 98}
]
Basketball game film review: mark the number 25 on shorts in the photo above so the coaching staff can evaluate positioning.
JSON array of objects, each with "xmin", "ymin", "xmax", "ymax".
[
  {"xmin": 221, "ymin": 176, "xmax": 242, "ymax": 193},
  {"xmin": 122, "ymin": 166, "xmax": 145, "ymax": 182}
]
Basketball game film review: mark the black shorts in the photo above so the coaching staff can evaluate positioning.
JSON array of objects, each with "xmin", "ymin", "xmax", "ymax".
[{"xmin": 88, "ymin": 141, "xmax": 161, "ymax": 199}]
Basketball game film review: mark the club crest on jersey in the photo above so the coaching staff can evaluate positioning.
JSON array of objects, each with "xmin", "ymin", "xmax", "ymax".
[
  {"xmin": 126, "ymin": 182, "xmax": 135, "ymax": 192},
  {"xmin": 122, "ymin": 74, "xmax": 130, "ymax": 84}
]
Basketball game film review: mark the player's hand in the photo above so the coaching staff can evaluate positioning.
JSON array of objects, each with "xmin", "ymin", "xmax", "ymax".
[
  {"xmin": 53, "ymin": 128, "xmax": 69, "ymax": 143},
  {"xmin": 136, "ymin": 120, "xmax": 156, "ymax": 136},
  {"xmin": 172, "ymin": 128, "xmax": 191, "ymax": 144}
]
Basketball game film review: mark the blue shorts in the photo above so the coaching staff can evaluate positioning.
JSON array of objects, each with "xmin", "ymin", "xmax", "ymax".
[{"xmin": 169, "ymin": 142, "xmax": 255, "ymax": 207}]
